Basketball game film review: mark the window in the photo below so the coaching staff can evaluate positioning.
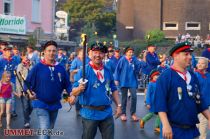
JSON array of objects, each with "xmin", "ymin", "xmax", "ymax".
[
  {"xmin": 3, "ymin": 0, "xmax": 13, "ymax": 15},
  {"xmin": 32, "ymin": 0, "xmax": 41, "ymax": 23},
  {"xmin": 163, "ymin": 22, "xmax": 178, "ymax": 30},
  {"xmin": 185, "ymin": 22, "xmax": 200, "ymax": 30}
]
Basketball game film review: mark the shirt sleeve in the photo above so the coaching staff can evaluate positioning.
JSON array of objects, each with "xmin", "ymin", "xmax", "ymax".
[
  {"xmin": 113, "ymin": 59, "xmax": 123, "ymax": 81},
  {"xmin": 154, "ymin": 73, "xmax": 169, "ymax": 112},
  {"xmin": 63, "ymin": 70, "xmax": 72, "ymax": 94},
  {"xmin": 146, "ymin": 83, "xmax": 152, "ymax": 105},
  {"xmin": 70, "ymin": 59, "xmax": 77, "ymax": 72},
  {"xmin": 24, "ymin": 65, "xmax": 37, "ymax": 92},
  {"xmin": 146, "ymin": 54, "xmax": 161, "ymax": 65},
  {"xmin": 73, "ymin": 69, "xmax": 82, "ymax": 88}
]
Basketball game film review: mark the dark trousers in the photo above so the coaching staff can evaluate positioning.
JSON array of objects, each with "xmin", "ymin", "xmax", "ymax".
[
  {"xmin": 20, "ymin": 96, "xmax": 33, "ymax": 124},
  {"xmin": 121, "ymin": 87, "xmax": 137, "ymax": 115},
  {"xmin": 82, "ymin": 117, "xmax": 114, "ymax": 139}
]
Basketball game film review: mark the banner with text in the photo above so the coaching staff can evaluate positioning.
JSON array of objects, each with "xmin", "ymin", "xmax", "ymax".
[{"xmin": 0, "ymin": 14, "xmax": 26, "ymax": 35}]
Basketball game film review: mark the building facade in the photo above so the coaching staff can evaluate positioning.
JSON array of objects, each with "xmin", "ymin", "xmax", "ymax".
[
  {"xmin": 117, "ymin": 0, "xmax": 210, "ymax": 41},
  {"xmin": 0, "ymin": 0, "xmax": 55, "ymax": 45}
]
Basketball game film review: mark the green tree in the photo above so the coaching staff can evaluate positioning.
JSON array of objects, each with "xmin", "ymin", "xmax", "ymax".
[
  {"xmin": 62, "ymin": 0, "xmax": 116, "ymax": 40},
  {"xmin": 144, "ymin": 29, "xmax": 165, "ymax": 45}
]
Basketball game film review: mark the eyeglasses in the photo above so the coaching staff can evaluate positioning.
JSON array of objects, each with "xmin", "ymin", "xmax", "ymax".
[{"xmin": 108, "ymin": 50, "xmax": 114, "ymax": 53}]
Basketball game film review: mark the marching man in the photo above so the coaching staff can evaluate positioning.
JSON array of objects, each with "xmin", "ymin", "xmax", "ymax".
[
  {"xmin": 70, "ymin": 43, "xmax": 121, "ymax": 139},
  {"xmin": 154, "ymin": 41, "xmax": 210, "ymax": 139}
]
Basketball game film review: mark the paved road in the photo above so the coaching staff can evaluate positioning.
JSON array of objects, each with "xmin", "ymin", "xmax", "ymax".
[{"xmin": 0, "ymin": 95, "xmax": 210, "ymax": 139}]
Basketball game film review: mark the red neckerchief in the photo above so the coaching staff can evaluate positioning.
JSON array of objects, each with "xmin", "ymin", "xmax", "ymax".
[
  {"xmin": 150, "ymin": 80, "xmax": 156, "ymax": 83},
  {"xmin": 207, "ymin": 48, "xmax": 210, "ymax": 52},
  {"xmin": 89, "ymin": 61, "xmax": 104, "ymax": 80},
  {"xmin": 125, "ymin": 56, "xmax": 132, "ymax": 63},
  {"xmin": 41, "ymin": 59, "xmax": 56, "ymax": 67},
  {"xmin": 195, "ymin": 69, "xmax": 206, "ymax": 78},
  {"xmin": 160, "ymin": 65, "xmax": 166, "ymax": 68},
  {"xmin": 3, "ymin": 57, "xmax": 12, "ymax": 62},
  {"xmin": 171, "ymin": 66, "xmax": 187, "ymax": 81}
]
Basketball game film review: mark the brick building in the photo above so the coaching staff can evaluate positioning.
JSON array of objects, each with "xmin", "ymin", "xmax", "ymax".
[{"xmin": 117, "ymin": 0, "xmax": 210, "ymax": 41}]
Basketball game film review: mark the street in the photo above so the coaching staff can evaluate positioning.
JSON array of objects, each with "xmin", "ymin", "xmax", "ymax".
[{"xmin": 0, "ymin": 95, "xmax": 210, "ymax": 139}]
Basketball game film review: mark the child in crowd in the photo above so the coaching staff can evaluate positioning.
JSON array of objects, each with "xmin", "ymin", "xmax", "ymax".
[
  {"xmin": 0, "ymin": 71, "xmax": 20, "ymax": 129},
  {"xmin": 140, "ymin": 69, "xmax": 161, "ymax": 133},
  {"xmin": 195, "ymin": 57, "xmax": 210, "ymax": 139}
]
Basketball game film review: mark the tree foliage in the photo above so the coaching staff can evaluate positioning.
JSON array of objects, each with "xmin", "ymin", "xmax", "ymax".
[
  {"xmin": 144, "ymin": 29, "xmax": 165, "ymax": 45},
  {"xmin": 62, "ymin": 0, "xmax": 116, "ymax": 40}
]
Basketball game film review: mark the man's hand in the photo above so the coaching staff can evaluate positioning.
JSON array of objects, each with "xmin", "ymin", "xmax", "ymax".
[
  {"xmin": 162, "ymin": 123, "xmax": 173, "ymax": 139},
  {"xmin": 114, "ymin": 106, "xmax": 122, "ymax": 119},
  {"xmin": 78, "ymin": 83, "xmax": 86, "ymax": 92},
  {"xmin": 146, "ymin": 105, "xmax": 150, "ymax": 110},
  {"xmin": 72, "ymin": 83, "xmax": 86, "ymax": 96},
  {"xmin": 68, "ymin": 95, "xmax": 76, "ymax": 105},
  {"xmin": 114, "ymin": 81, "xmax": 119, "ymax": 86},
  {"xmin": 29, "ymin": 91, "xmax": 36, "ymax": 100}
]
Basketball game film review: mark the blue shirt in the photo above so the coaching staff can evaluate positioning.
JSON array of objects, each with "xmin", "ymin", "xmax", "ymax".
[
  {"xmin": 25, "ymin": 62, "xmax": 72, "ymax": 111},
  {"xmin": 157, "ymin": 65, "xmax": 169, "ymax": 73},
  {"xmin": 56, "ymin": 54, "xmax": 68, "ymax": 68},
  {"xmin": 202, "ymin": 49, "xmax": 210, "ymax": 72},
  {"xmin": 154, "ymin": 68, "xmax": 208, "ymax": 138},
  {"xmin": 114, "ymin": 56, "xmax": 147, "ymax": 88},
  {"xmin": 70, "ymin": 57, "xmax": 90, "ymax": 72},
  {"xmin": 107, "ymin": 56, "xmax": 122, "ymax": 74},
  {"xmin": 195, "ymin": 71, "xmax": 210, "ymax": 106},
  {"xmin": 144, "ymin": 52, "xmax": 161, "ymax": 75},
  {"xmin": 145, "ymin": 81, "xmax": 156, "ymax": 112},
  {"xmin": 73, "ymin": 65, "xmax": 117, "ymax": 120},
  {"xmin": 12, "ymin": 55, "xmax": 21, "ymax": 66},
  {"xmin": 70, "ymin": 57, "xmax": 82, "ymax": 72},
  {"xmin": 0, "ymin": 57, "xmax": 18, "ymax": 84}
]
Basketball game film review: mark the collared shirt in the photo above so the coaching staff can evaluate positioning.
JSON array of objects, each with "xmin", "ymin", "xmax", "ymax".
[
  {"xmin": 114, "ymin": 56, "xmax": 147, "ymax": 88},
  {"xmin": 154, "ymin": 68, "xmax": 208, "ymax": 138},
  {"xmin": 73, "ymin": 65, "xmax": 117, "ymax": 120},
  {"xmin": 143, "ymin": 52, "xmax": 161, "ymax": 75},
  {"xmin": 25, "ymin": 62, "xmax": 72, "ymax": 111}
]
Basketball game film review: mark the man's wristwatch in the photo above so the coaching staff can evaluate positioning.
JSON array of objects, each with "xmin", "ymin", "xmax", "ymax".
[{"xmin": 117, "ymin": 104, "xmax": 122, "ymax": 107}]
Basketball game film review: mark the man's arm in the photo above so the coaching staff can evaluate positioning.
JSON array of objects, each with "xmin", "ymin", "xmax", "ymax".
[
  {"xmin": 202, "ymin": 109, "xmax": 210, "ymax": 129},
  {"xmin": 159, "ymin": 112, "xmax": 173, "ymax": 139},
  {"xmin": 112, "ymin": 90, "xmax": 121, "ymax": 119}
]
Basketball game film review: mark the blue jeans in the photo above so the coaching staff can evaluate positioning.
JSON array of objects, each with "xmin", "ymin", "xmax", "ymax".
[
  {"xmin": 35, "ymin": 108, "xmax": 58, "ymax": 139},
  {"xmin": 120, "ymin": 87, "xmax": 137, "ymax": 115},
  {"xmin": 11, "ymin": 93, "xmax": 16, "ymax": 114},
  {"xmin": 82, "ymin": 117, "xmax": 114, "ymax": 139},
  {"xmin": 20, "ymin": 96, "xmax": 32, "ymax": 124}
]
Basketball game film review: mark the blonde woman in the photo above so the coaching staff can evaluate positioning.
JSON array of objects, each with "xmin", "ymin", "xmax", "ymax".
[{"xmin": 0, "ymin": 71, "xmax": 20, "ymax": 129}]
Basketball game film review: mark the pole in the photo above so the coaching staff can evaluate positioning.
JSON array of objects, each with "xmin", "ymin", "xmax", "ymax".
[{"xmin": 82, "ymin": 34, "xmax": 87, "ymax": 81}]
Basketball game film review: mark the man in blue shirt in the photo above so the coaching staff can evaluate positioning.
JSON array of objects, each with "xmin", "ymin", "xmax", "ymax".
[
  {"xmin": 114, "ymin": 46, "xmax": 147, "ymax": 122},
  {"xmin": 70, "ymin": 43, "xmax": 121, "ymax": 139},
  {"xmin": 56, "ymin": 48, "xmax": 68, "ymax": 68},
  {"xmin": 25, "ymin": 41, "xmax": 72, "ymax": 139},
  {"xmin": 154, "ymin": 41, "xmax": 210, "ymax": 139}
]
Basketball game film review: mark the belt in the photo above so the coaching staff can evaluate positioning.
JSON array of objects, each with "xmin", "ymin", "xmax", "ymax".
[
  {"xmin": 82, "ymin": 105, "xmax": 107, "ymax": 111},
  {"xmin": 170, "ymin": 122, "xmax": 193, "ymax": 129}
]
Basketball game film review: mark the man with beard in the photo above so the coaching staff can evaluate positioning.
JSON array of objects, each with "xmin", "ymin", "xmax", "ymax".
[{"xmin": 70, "ymin": 43, "xmax": 121, "ymax": 139}]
